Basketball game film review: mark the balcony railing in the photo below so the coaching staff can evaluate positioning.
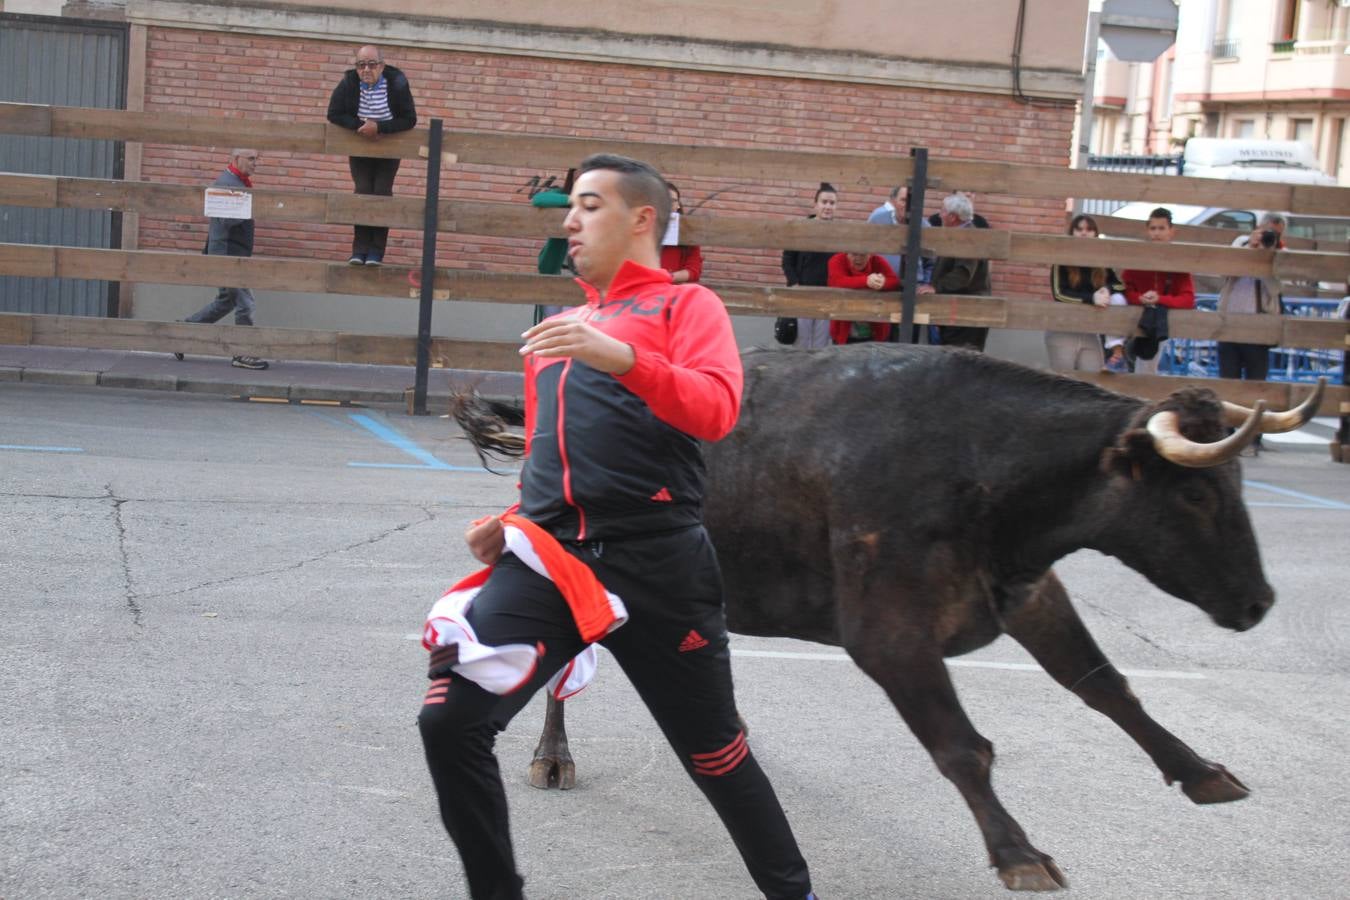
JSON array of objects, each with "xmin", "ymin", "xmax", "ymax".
[
  {"xmin": 1212, "ymin": 38, "xmax": 1240, "ymax": 59},
  {"xmin": 1294, "ymin": 39, "xmax": 1347, "ymax": 56},
  {"xmin": 1272, "ymin": 39, "xmax": 1296, "ymax": 54}
]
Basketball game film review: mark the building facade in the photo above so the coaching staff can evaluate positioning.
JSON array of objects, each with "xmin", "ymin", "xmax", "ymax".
[
  {"xmin": 5, "ymin": 0, "xmax": 1091, "ymax": 346},
  {"xmin": 1092, "ymin": 0, "xmax": 1350, "ymax": 183}
]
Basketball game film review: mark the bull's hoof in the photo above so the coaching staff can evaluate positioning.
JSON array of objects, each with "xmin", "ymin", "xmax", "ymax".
[
  {"xmin": 1180, "ymin": 763, "xmax": 1249, "ymax": 804},
  {"xmin": 997, "ymin": 857, "xmax": 1067, "ymax": 892},
  {"xmin": 527, "ymin": 755, "xmax": 575, "ymax": 791}
]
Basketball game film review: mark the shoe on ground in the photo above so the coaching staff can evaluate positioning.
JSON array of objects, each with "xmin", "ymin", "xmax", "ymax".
[
  {"xmin": 364, "ymin": 254, "xmax": 383, "ymax": 266},
  {"xmin": 348, "ymin": 254, "xmax": 365, "ymax": 265},
  {"xmin": 231, "ymin": 356, "xmax": 269, "ymax": 370},
  {"xmin": 173, "ymin": 352, "xmax": 184, "ymax": 361}
]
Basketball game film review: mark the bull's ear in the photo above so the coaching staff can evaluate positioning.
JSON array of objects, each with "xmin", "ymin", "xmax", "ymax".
[{"xmin": 1100, "ymin": 428, "xmax": 1158, "ymax": 480}]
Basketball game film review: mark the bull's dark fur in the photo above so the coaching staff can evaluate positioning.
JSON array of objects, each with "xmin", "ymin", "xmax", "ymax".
[{"xmin": 462, "ymin": 344, "xmax": 1272, "ymax": 891}]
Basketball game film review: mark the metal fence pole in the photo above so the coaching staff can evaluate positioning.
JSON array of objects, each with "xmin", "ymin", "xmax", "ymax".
[
  {"xmin": 898, "ymin": 146, "xmax": 928, "ymax": 343},
  {"xmin": 412, "ymin": 118, "xmax": 443, "ymax": 417}
]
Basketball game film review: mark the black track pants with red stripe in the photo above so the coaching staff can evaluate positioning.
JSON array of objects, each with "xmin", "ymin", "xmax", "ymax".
[{"xmin": 418, "ymin": 525, "xmax": 813, "ymax": 900}]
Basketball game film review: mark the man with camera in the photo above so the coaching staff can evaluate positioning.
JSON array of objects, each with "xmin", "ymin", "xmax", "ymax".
[{"xmin": 1216, "ymin": 213, "xmax": 1286, "ymax": 383}]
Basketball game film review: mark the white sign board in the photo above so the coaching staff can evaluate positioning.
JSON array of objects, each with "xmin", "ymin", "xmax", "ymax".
[
  {"xmin": 204, "ymin": 188, "xmax": 252, "ymax": 220},
  {"xmin": 661, "ymin": 210, "xmax": 680, "ymax": 247}
]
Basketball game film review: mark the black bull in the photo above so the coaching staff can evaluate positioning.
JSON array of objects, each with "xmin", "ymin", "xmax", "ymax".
[{"xmin": 455, "ymin": 344, "xmax": 1322, "ymax": 892}]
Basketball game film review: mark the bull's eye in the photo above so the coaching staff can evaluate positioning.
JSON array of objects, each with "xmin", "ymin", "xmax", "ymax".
[{"xmin": 1182, "ymin": 487, "xmax": 1207, "ymax": 505}]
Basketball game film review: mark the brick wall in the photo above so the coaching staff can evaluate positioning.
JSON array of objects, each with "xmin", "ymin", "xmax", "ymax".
[{"xmin": 138, "ymin": 28, "xmax": 1075, "ymax": 300}]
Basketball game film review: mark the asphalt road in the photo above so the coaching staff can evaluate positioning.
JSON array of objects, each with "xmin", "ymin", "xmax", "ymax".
[{"xmin": 2, "ymin": 383, "xmax": 1348, "ymax": 900}]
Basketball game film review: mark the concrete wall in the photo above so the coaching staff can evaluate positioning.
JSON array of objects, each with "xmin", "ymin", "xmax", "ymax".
[{"xmin": 126, "ymin": 0, "xmax": 1086, "ymax": 99}]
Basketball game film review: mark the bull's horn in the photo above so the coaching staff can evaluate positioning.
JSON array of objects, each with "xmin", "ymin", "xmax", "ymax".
[
  {"xmin": 1147, "ymin": 400, "xmax": 1266, "ymax": 468},
  {"xmin": 1222, "ymin": 377, "xmax": 1326, "ymax": 434}
]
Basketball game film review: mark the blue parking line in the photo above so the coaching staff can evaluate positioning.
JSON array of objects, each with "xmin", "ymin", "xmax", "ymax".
[
  {"xmin": 350, "ymin": 461, "xmax": 484, "ymax": 472},
  {"xmin": 346, "ymin": 413, "xmax": 485, "ymax": 472},
  {"xmin": 0, "ymin": 444, "xmax": 84, "ymax": 453},
  {"xmin": 1244, "ymin": 480, "xmax": 1350, "ymax": 511}
]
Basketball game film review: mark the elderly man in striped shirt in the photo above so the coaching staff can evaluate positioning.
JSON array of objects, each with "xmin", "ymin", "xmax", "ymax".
[{"xmin": 327, "ymin": 44, "xmax": 418, "ymax": 266}]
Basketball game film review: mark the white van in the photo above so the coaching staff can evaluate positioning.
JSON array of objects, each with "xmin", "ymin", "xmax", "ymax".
[
  {"xmin": 1180, "ymin": 138, "xmax": 1338, "ymax": 186},
  {"xmin": 1105, "ymin": 138, "xmax": 1341, "ymax": 232}
]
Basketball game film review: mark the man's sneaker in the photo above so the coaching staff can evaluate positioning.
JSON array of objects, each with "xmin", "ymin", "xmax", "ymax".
[
  {"xmin": 364, "ymin": 254, "xmax": 383, "ymax": 266},
  {"xmin": 173, "ymin": 352, "xmax": 184, "ymax": 361},
  {"xmin": 231, "ymin": 356, "xmax": 269, "ymax": 370},
  {"xmin": 348, "ymin": 254, "xmax": 365, "ymax": 265}
]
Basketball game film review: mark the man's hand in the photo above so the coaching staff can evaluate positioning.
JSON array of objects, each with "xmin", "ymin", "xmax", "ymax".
[
  {"xmin": 1092, "ymin": 287, "xmax": 1111, "ymax": 307},
  {"xmin": 1141, "ymin": 290, "xmax": 1159, "ymax": 307},
  {"xmin": 466, "ymin": 516, "xmax": 505, "ymax": 565},
  {"xmin": 357, "ymin": 119, "xmax": 379, "ymax": 138},
  {"xmin": 917, "ymin": 284, "xmax": 936, "ymax": 295},
  {"xmin": 866, "ymin": 272, "xmax": 886, "ymax": 291},
  {"xmin": 520, "ymin": 319, "xmax": 636, "ymax": 374}
]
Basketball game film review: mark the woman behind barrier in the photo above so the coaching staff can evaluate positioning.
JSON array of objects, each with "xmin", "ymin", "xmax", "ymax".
[
  {"xmin": 1046, "ymin": 214, "xmax": 1128, "ymax": 372},
  {"xmin": 660, "ymin": 182, "xmax": 703, "ymax": 284}
]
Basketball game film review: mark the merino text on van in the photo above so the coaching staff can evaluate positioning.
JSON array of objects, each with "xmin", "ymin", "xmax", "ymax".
[{"xmin": 1181, "ymin": 138, "xmax": 1337, "ymax": 186}]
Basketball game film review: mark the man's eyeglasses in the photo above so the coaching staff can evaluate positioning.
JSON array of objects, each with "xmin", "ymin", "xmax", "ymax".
[{"xmin": 355, "ymin": 60, "xmax": 382, "ymax": 69}]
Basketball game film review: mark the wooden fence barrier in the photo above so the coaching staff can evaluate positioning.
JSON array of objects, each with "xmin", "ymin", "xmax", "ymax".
[
  {"xmin": 1, "ymin": 243, "xmax": 1344, "ymax": 352},
  {"xmin": 4, "ymin": 101, "xmax": 1349, "ymax": 214},
  {"xmin": 1, "ymin": 173, "xmax": 1345, "ymax": 285},
  {"xmin": 2, "ymin": 310, "xmax": 1343, "ymax": 418},
  {"xmin": 1, "ymin": 100, "xmax": 1346, "ymax": 438}
]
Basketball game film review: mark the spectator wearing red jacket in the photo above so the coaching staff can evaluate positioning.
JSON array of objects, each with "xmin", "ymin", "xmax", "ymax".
[
  {"xmin": 826, "ymin": 251, "xmax": 898, "ymax": 344},
  {"xmin": 659, "ymin": 182, "xmax": 703, "ymax": 284},
  {"xmin": 1121, "ymin": 208, "xmax": 1195, "ymax": 374}
]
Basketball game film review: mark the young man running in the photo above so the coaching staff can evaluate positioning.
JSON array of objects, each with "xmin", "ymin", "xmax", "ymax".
[{"xmin": 417, "ymin": 154, "xmax": 817, "ymax": 900}]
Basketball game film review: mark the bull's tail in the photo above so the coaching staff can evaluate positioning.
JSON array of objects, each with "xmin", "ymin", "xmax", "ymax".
[{"xmin": 452, "ymin": 392, "xmax": 527, "ymax": 466}]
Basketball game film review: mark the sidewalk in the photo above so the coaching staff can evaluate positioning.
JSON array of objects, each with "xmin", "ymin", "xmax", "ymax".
[{"xmin": 0, "ymin": 345, "xmax": 523, "ymax": 409}]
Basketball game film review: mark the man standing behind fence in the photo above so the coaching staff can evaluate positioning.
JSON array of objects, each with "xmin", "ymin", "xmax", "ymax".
[
  {"xmin": 918, "ymin": 194, "xmax": 991, "ymax": 351},
  {"xmin": 174, "ymin": 149, "xmax": 268, "ymax": 371},
  {"xmin": 1121, "ymin": 208, "xmax": 1195, "ymax": 375},
  {"xmin": 327, "ymin": 44, "xmax": 417, "ymax": 266},
  {"xmin": 1216, "ymin": 218, "xmax": 1284, "ymax": 382}
]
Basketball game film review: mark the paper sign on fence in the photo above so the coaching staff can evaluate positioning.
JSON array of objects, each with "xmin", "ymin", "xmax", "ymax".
[
  {"xmin": 204, "ymin": 188, "xmax": 253, "ymax": 220},
  {"xmin": 661, "ymin": 210, "xmax": 680, "ymax": 247}
]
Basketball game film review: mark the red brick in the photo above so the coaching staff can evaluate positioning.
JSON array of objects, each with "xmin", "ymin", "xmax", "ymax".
[{"xmin": 136, "ymin": 27, "xmax": 1075, "ymax": 300}]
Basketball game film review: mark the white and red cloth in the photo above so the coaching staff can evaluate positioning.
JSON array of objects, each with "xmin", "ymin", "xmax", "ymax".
[{"xmin": 422, "ymin": 514, "xmax": 628, "ymax": 700}]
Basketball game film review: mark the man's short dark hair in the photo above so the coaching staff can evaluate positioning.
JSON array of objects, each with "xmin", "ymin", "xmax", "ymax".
[
  {"xmin": 815, "ymin": 182, "xmax": 837, "ymax": 201},
  {"xmin": 888, "ymin": 185, "xmax": 902, "ymax": 201},
  {"xmin": 577, "ymin": 153, "xmax": 671, "ymax": 248},
  {"xmin": 1148, "ymin": 207, "xmax": 1173, "ymax": 225}
]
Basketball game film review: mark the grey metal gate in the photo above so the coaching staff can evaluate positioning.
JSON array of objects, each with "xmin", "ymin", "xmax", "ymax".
[
  {"xmin": 1082, "ymin": 153, "xmax": 1183, "ymax": 218},
  {"xmin": 0, "ymin": 13, "xmax": 127, "ymax": 317}
]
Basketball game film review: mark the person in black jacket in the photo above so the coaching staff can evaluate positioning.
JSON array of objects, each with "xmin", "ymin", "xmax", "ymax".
[
  {"xmin": 326, "ymin": 45, "xmax": 417, "ymax": 266},
  {"xmin": 777, "ymin": 182, "xmax": 838, "ymax": 348}
]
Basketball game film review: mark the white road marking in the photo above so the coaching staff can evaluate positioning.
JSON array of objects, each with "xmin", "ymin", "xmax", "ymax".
[
  {"xmin": 730, "ymin": 647, "xmax": 1206, "ymax": 680},
  {"xmin": 401, "ymin": 633, "xmax": 1205, "ymax": 680}
]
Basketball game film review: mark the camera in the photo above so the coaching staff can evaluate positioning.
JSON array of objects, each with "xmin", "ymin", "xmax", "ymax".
[{"xmin": 1258, "ymin": 229, "xmax": 1278, "ymax": 248}]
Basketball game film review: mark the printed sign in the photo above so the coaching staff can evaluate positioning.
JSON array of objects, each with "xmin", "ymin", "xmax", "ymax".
[
  {"xmin": 662, "ymin": 210, "xmax": 680, "ymax": 247},
  {"xmin": 204, "ymin": 188, "xmax": 252, "ymax": 220}
]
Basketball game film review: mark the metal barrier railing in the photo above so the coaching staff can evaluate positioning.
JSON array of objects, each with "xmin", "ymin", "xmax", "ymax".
[{"xmin": 1164, "ymin": 295, "xmax": 1345, "ymax": 383}]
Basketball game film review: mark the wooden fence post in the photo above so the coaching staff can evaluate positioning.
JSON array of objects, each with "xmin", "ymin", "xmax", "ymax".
[
  {"xmin": 412, "ymin": 118, "xmax": 444, "ymax": 417},
  {"xmin": 898, "ymin": 147, "xmax": 928, "ymax": 343}
]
